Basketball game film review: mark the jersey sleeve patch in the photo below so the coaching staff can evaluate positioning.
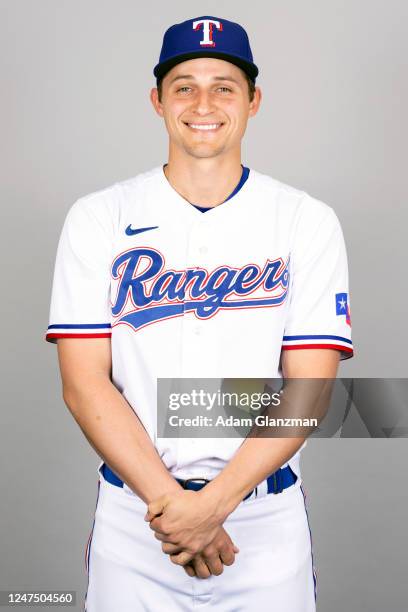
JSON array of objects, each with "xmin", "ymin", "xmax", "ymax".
[{"xmin": 335, "ymin": 292, "xmax": 351, "ymax": 326}]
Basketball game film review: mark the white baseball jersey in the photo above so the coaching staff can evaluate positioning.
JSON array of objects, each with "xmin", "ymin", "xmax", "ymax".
[{"xmin": 45, "ymin": 165, "xmax": 353, "ymax": 479}]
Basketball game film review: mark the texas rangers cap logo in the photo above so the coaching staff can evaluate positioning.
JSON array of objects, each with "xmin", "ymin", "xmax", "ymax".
[
  {"xmin": 153, "ymin": 15, "xmax": 259, "ymax": 82},
  {"xmin": 192, "ymin": 19, "xmax": 223, "ymax": 47}
]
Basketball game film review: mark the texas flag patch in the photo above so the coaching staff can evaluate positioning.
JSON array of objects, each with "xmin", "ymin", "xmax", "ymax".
[{"xmin": 336, "ymin": 292, "xmax": 351, "ymax": 327}]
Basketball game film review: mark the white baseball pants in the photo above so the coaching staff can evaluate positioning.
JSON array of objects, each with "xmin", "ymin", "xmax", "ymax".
[{"xmin": 84, "ymin": 467, "xmax": 316, "ymax": 611}]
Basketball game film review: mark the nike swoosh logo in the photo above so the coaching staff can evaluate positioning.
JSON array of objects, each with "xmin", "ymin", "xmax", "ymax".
[{"xmin": 125, "ymin": 225, "xmax": 159, "ymax": 236}]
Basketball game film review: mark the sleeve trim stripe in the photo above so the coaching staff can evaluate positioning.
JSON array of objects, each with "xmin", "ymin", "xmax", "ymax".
[
  {"xmin": 282, "ymin": 343, "xmax": 353, "ymax": 353},
  {"xmin": 46, "ymin": 333, "xmax": 112, "ymax": 340},
  {"xmin": 47, "ymin": 323, "xmax": 111, "ymax": 329},
  {"xmin": 283, "ymin": 334, "xmax": 352, "ymax": 345}
]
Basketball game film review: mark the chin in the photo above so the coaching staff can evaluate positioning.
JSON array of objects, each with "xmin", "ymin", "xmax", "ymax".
[{"xmin": 183, "ymin": 144, "xmax": 227, "ymax": 159}]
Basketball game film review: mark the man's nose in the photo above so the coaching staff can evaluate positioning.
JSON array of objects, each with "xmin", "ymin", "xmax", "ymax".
[{"xmin": 192, "ymin": 90, "xmax": 214, "ymax": 115}]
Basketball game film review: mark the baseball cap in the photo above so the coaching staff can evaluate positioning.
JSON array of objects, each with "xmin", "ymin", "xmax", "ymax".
[{"xmin": 153, "ymin": 16, "xmax": 259, "ymax": 83}]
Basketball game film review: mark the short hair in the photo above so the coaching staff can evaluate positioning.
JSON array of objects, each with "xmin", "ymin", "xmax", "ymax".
[{"xmin": 156, "ymin": 69, "xmax": 256, "ymax": 103}]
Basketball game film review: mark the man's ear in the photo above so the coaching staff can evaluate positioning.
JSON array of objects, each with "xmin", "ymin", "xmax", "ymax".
[
  {"xmin": 249, "ymin": 86, "xmax": 262, "ymax": 118},
  {"xmin": 150, "ymin": 88, "xmax": 164, "ymax": 117}
]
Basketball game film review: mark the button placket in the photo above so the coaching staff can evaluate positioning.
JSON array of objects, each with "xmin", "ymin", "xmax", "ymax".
[{"xmin": 180, "ymin": 219, "xmax": 212, "ymax": 376}]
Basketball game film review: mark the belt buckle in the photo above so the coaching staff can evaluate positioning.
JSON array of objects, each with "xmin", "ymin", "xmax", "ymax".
[{"xmin": 182, "ymin": 477, "xmax": 210, "ymax": 489}]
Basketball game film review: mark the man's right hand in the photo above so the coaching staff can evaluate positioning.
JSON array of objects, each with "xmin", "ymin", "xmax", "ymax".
[{"xmin": 182, "ymin": 526, "xmax": 239, "ymax": 579}]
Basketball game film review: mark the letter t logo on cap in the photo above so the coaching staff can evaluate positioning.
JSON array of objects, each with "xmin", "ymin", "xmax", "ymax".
[{"xmin": 192, "ymin": 19, "xmax": 223, "ymax": 47}]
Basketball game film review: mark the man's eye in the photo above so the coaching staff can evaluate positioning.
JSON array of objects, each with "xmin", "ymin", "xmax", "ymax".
[
  {"xmin": 217, "ymin": 87, "xmax": 232, "ymax": 93},
  {"xmin": 177, "ymin": 86, "xmax": 192, "ymax": 93}
]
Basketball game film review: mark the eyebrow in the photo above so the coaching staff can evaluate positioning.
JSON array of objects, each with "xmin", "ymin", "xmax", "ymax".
[{"xmin": 169, "ymin": 74, "xmax": 240, "ymax": 85}]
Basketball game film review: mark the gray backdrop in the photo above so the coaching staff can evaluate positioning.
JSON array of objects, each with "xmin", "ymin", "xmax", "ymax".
[{"xmin": 1, "ymin": 1, "xmax": 407, "ymax": 610}]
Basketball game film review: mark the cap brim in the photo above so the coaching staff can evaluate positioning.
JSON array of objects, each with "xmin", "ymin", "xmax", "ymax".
[{"xmin": 154, "ymin": 50, "xmax": 258, "ymax": 82}]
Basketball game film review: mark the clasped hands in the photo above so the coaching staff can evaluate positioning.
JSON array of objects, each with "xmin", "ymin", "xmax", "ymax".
[{"xmin": 144, "ymin": 488, "xmax": 239, "ymax": 579}]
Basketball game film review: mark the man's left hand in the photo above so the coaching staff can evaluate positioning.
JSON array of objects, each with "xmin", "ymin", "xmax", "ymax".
[{"xmin": 144, "ymin": 489, "xmax": 225, "ymax": 564}]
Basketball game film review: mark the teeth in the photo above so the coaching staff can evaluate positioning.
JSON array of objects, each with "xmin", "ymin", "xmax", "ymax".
[{"xmin": 188, "ymin": 123, "xmax": 220, "ymax": 130}]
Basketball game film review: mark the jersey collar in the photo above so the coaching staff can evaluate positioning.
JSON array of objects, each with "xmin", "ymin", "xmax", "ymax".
[{"xmin": 157, "ymin": 164, "xmax": 252, "ymax": 216}]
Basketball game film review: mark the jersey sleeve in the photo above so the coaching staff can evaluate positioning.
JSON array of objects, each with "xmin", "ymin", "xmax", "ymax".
[
  {"xmin": 282, "ymin": 199, "xmax": 354, "ymax": 359},
  {"xmin": 45, "ymin": 196, "xmax": 113, "ymax": 343}
]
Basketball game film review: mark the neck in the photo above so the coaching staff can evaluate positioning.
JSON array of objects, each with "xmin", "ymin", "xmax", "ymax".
[{"xmin": 164, "ymin": 148, "xmax": 243, "ymax": 207}]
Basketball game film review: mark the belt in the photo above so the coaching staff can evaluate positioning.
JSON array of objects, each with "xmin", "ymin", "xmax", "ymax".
[{"xmin": 101, "ymin": 463, "xmax": 297, "ymax": 499}]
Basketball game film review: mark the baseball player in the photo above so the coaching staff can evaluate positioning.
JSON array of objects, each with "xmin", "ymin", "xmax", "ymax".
[{"xmin": 46, "ymin": 15, "xmax": 353, "ymax": 612}]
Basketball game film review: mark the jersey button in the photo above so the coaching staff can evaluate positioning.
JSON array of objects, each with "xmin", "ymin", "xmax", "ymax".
[{"xmin": 193, "ymin": 326, "xmax": 202, "ymax": 336}]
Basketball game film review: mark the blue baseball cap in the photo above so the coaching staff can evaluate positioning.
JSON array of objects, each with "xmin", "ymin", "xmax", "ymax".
[{"xmin": 153, "ymin": 16, "xmax": 259, "ymax": 83}]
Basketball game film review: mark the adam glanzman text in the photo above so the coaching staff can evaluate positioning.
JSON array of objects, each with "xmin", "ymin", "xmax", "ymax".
[{"xmin": 167, "ymin": 415, "xmax": 318, "ymax": 428}]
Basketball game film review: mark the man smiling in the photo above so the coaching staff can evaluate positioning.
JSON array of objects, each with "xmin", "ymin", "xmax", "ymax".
[
  {"xmin": 154, "ymin": 59, "xmax": 258, "ymax": 162},
  {"xmin": 46, "ymin": 15, "xmax": 353, "ymax": 611}
]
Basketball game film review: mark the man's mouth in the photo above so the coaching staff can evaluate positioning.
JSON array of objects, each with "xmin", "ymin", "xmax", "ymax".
[{"xmin": 183, "ymin": 122, "xmax": 223, "ymax": 132}]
